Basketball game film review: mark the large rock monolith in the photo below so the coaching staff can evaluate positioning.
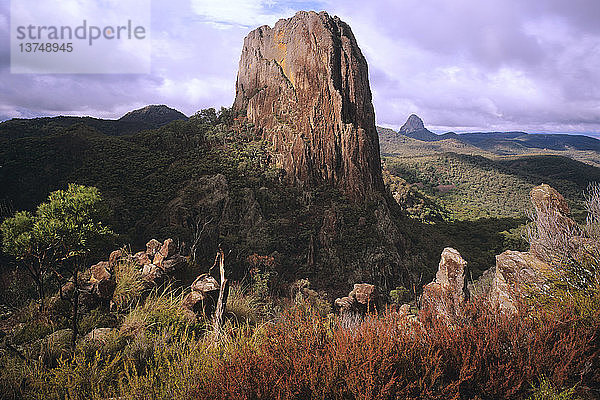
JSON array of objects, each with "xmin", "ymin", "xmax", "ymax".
[{"xmin": 233, "ymin": 11, "xmax": 384, "ymax": 199}]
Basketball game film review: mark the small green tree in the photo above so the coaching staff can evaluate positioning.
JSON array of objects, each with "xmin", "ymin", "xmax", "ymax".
[
  {"xmin": 1, "ymin": 211, "xmax": 56, "ymax": 310},
  {"xmin": 37, "ymin": 184, "xmax": 114, "ymax": 348},
  {"xmin": 1, "ymin": 184, "xmax": 114, "ymax": 347}
]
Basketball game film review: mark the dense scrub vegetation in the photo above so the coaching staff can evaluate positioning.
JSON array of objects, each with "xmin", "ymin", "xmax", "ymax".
[
  {"xmin": 3, "ymin": 300, "xmax": 597, "ymax": 399},
  {"xmin": 0, "ymin": 223, "xmax": 597, "ymax": 399},
  {"xmin": 2, "ymin": 112, "xmax": 600, "ymax": 399}
]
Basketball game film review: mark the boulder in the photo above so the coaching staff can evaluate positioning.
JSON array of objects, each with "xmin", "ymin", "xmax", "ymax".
[
  {"xmin": 161, "ymin": 255, "xmax": 188, "ymax": 273},
  {"xmin": 398, "ymin": 303, "xmax": 411, "ymax": 317},
  {"xmin": 88, "ymin": 261, "xmax": 115, "ymax": 302},
  {"xmin": 60, "ymin": 280, "xmax": 75, "ymax": 299},
  {"xmin": 435, "ymin": 247, "xmax": 468, "ymax": 302},
  {"xmin": 159, "ymin": 238, "xmax": 176, "ymax": 258},
  {"xmin": 181, "ymin": 291, "xmax": 206, "ymax": 321},
  {"xmin": 490, "ymin": 250, "xmax": 551, "ymax": 313},
  {"xmin": 89, "ymin": 261, "xmax": 111, "ymax": 284},
  {"xmin": 334, "ymin": 283, "xmax": 380, "ymax": 314},
  {"xmin": 146, "ymin": 239, "xmax": 162, "ymax": 258},
  {"xmin": 141, "ymin": 264, "xmax": 163, "ymax": 284},
  {"xmin": 530, "ymin": 184, "xmax": 570, "ymax": 216},
  {"xmin": 153, "ymin": 251, "xmax": 165, "ymax": 269},
  {"xmin": 420, "ymin": 248, "xmax": 468, "ymax": 322},
  {"xmin": 334, "ymin": 296, "xmax": 355, "ymax": 314},
  {"xmin": 528, "ymin": 184, "xmax": 579, "ymax": 260},
  {"xmin": 389, "ymin": 303, "xmax": 412, "ymax": 319},
  {"xmin": 190, "ymin": 273, "xmax": 219, "ymax": 293},
  {"xmin": 182, "ymin": 274, "xmax": 220, "ymax": 320},
  {"xmin": 95, "ymin": 278, "xmax": 116, "ymax": 301},
  {"xmin": 350, "ymin": 283, "xmax": 379, "ymax": 312},
  {"xmin": 108, "ymin": 250, "xmax": 123, "ymax": 267},
  {"xmin": 153, "ymin": 239, "xmax": 176, "ymax": 268},
  {"xmin": 133, "ymin": 251, "xmax": 151, "ymax": 266}
]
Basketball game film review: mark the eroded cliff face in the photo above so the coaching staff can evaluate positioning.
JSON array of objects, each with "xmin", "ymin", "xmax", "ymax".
[{"xmin": 233, "ymin": 11, "xmax": 384, "ymax": 199}]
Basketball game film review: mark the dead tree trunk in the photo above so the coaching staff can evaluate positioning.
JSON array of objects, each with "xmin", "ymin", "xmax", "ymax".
[
  {"xmin": 190, "ymin": 216, "xmax": 213, "ymax": 265},
  {"xmin": 212, "ymin": 248, "xmax": 229, "ymax": 332}
]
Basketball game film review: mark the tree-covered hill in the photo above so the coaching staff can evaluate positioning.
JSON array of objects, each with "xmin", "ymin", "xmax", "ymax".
[{"xmin": 384, "ymin": 152, "xmax": 599, "ymax": 221}]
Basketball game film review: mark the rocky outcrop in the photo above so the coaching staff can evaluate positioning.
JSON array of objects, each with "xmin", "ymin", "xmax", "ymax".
[
  {"xmin": 530, "ymin": 184, "xmax": 570, "ymax": 216},
  {"xmin": 420, "ymin": 248, "xmax": 468, "ymax": 322},
  {"xmin": 59, "ymin": 238, "xmax": 188, "ymax": 310},
  {"xmin": 482, "ymin": 184, "xmax": 585, "ymax": 313},
  {"xmin": 181, "ymin": 274, "xmax": 220, "ymax": 321},
  {"xmin": 334, "ymin": 283, "xmax": 380, "ymax": 314},
  {"xmin": 489, "ymin": 250, "xmax": 551, "ymax": 313},
  {"xmin": 138, "ymin": 239, "xmax": 187, "ymax": 285},
  {"xmin": 397, "ymin": 114, "xmax": 439, "ymax": 141},
  {"xmin": 59, "ymin": 260, "xmax": 116, "ymax": 309},
  {"xmin": 233, "ymin": 11, "xmax": 384, "ymax": 199}
]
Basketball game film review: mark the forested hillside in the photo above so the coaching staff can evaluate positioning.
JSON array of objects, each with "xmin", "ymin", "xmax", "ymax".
[{"xmin": 384, "ymin": 152, "xmax": 599, "ymax": 221}]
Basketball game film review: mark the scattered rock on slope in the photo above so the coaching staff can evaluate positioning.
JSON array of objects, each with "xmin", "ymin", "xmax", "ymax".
[
  {"xmin": 334, "ymin": 283, "xmax": 380, "ymax": 314},
  {"xmin": 478, "ymin": 184, "xmax": 584, "ymax": 313}
]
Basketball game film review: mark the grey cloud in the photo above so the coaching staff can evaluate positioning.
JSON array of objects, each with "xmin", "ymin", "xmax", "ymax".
[{"xmin": 0, "ymin": 0, "xmax": 599, "ymax": 135}]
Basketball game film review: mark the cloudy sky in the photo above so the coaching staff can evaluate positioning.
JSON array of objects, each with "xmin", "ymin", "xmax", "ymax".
[{"xmin": 1, "ymin": 0, "xmax": 599, "ymax": 135}]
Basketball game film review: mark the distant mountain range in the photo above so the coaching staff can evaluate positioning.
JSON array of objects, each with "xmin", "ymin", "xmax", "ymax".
[
  {"xmin": 0, "ymin": 105, "xmax": 187, "ymax": 139},
  {"xmin": 386, "ymin": 114, "xmax": 600, "ymax": 153}
]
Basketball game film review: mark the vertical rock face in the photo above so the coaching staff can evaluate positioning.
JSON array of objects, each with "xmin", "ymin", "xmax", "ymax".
[{"xmin": 233, "ymin": 11, "xmax": 384, "ymax": 199}]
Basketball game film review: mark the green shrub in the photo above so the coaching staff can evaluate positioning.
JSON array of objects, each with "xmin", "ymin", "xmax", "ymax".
[
  {"xmin": 40, "ymin": 351, "xmax": 123, "ymax": 400},
  {"xmin": 225, "ymin": 283, "xmax": 261, "ymax": 325},
  {"xmin": 112, "ymin": 255, "xmax": 145, "ymax": 311},
  {"xmin": 12, "ymin": 320, "xmax": 53, "ymax": 346},
  {"xmin": 34, "ymin": 329, "xmax": 73, "ymax": 367},
  {"xmin": 389, "ymin": 285, "xmax": 409, "ymax": 304}
]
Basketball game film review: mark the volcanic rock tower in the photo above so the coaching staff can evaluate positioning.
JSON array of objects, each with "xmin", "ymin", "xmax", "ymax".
[{"xmin": 233, "ymin": 11, "xmax": 384, "ymax": 199}]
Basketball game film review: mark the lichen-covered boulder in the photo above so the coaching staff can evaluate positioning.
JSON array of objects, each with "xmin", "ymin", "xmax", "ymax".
[{"xmin": 490, "ymin": 250, "xmax": 551, "ymax": 313}]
